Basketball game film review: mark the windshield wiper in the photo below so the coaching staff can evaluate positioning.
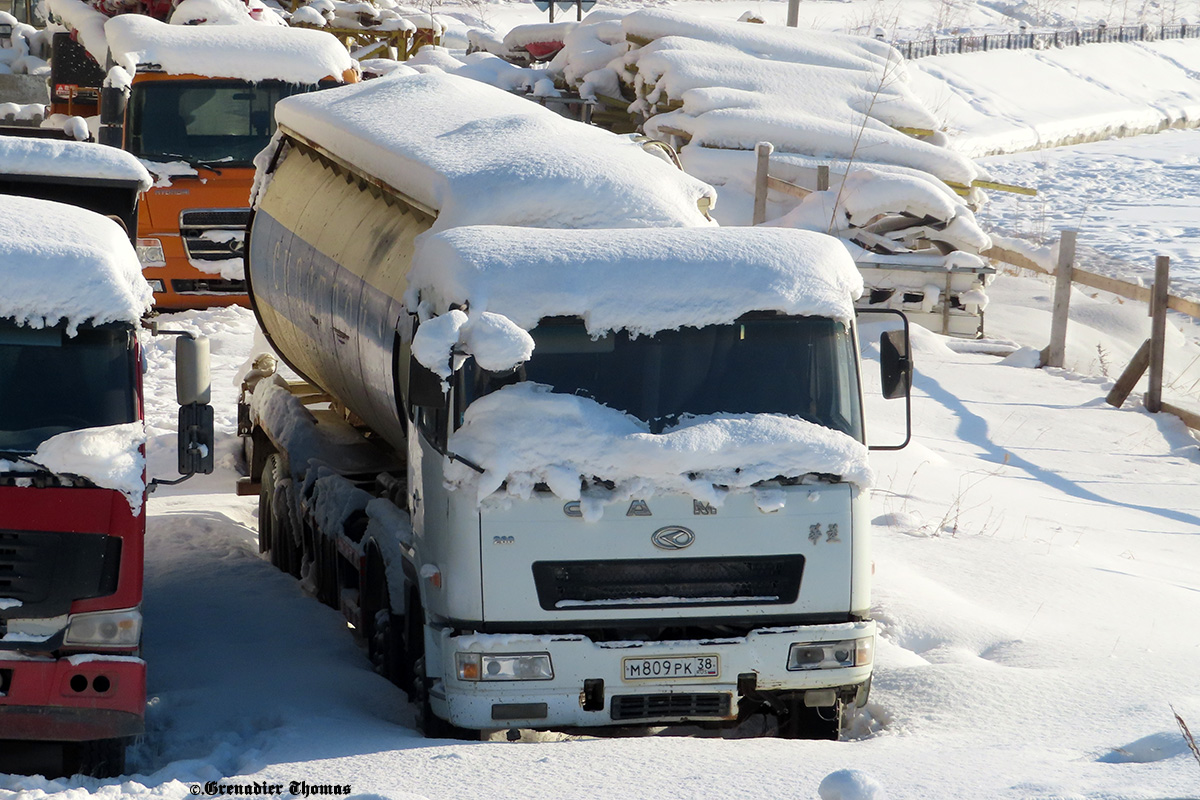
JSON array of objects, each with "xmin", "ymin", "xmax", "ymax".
[
  {"xmin": 142, "ymin": 153, "xmax": 224, "ymax": 175},
  {"xmin": 0, "ymin": 451, "xmax": 88, "ymax": 483}
]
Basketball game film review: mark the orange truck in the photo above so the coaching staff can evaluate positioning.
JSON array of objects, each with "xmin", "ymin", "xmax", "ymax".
[{"xmin": 46, "ymin": 0, "xmax": 358, "ymax": 309}]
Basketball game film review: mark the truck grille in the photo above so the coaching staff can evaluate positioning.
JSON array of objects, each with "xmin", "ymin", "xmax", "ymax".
[
  {"xmin": 180, "ymin": 208, "xmax": 251, "ymax": 263},
  {"xmin": 531, "ymin": 555, "xmax": 804, "ymax": 610},
  {"xmin": 171, "ymin": 279, "xmax": 247, "ymax": 295},
  {"xmin": 611, "ymin": 693, "xmax": 731, "ymax": 721},
  {"xmin": 180, "ymin": 209, "xmax": 251, "ymax": 228},
  {"xmin": 0, "ymin": 531, "xmax": 121, "ymax": 618}
]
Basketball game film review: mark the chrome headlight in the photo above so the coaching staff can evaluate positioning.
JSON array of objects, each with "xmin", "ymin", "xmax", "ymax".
[
  {"xmin": 136, "ymin": 238, "xmax": 166, "ymax": 267},
  {"xmin": 456, "ymin": 652, "xmax": 554, "ymax": 681},
  {"xmin": 787, "ymin": 637, "xmax": 873, "ymax": 671}
]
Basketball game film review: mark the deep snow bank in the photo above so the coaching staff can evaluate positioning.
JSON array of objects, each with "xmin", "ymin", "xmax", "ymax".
[{"xmin": 913, "ymin": 38, "xmax": 1200, "ymax": 156}]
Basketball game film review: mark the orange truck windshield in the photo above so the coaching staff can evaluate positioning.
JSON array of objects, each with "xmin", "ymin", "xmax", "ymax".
[{"xmin": 127, "ymin": 79, "xmax": 308, "ymax": 166}]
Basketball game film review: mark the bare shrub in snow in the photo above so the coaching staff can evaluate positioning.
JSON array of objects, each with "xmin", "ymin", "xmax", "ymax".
[
  {"xmin": 844, "ymin": 0, "xmax": 903, "ymax": 38},
  {"xmin": 933, "ymin": 0, "xmax": 970, "ymax": 34},
  {"xmin": 1172, "ymin": 705, "xmax": 1200, "ymax": 769}
]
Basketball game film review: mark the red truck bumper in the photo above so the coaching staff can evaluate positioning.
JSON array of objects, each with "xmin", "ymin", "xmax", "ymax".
[{"xmin": 0, "ymin": 656, "xmax": 145, "ymax": 740}]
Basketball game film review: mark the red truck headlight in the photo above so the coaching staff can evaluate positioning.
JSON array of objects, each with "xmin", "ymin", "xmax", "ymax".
[{"xmin": 64, "ymin": 608, "xmax": 142, "ymax": 647}]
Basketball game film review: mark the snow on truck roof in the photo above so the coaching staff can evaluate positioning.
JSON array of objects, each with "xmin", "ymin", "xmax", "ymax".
[
  {"xmin": 0, "ymin": 137, "xmax": 153, "ymax": 190},
  {"xmin": 269, "ymin": 72, "xmax": 716, "ymax": 230},
  {"xmin": 105, "ymin": 14, "xmax": 355, "ymax": 82},
  {"xmin": 0, "ymin": 195, "xmax": 152, "ymax": 331},
  {"xmin": 410, "ymin": 226, "xmax": 865, "ymax": 336},
  {"xmin": 406, "ymin": 225, "xmax": 863, "ymax": 395},
  {"xmin": 47, "ymin": 0, "xmax": 354, "ymax": 83}
]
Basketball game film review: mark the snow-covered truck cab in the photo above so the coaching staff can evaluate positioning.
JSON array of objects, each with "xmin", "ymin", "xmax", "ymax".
[
  {"xmin": 46, "ymin": 4, "xmax": 358, "ymax": 310},
  {"xmin": 0, "ymin": 191, "xmax": 214, "ymax": 777},
  {"xmin": 396, "ymin": 227, "xmax": 906, "ymax": 737}
]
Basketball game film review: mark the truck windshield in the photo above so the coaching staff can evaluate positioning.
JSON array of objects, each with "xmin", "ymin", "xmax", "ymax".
[
  {"xmin": 0, "ymin": 322, "xmax": 138, "ymax": 455},
  {"xmin": 463, "ymin": 315, "xmax": 863, "ymax": 440},
  {"xmin": 128, "ymin": 79, "xmax": 311, "ymax": 166}
]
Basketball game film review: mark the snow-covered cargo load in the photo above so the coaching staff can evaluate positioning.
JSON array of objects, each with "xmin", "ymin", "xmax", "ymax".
[{"xmin": 243, "ymin": 71, "xmax": 911, "ymax": 740}]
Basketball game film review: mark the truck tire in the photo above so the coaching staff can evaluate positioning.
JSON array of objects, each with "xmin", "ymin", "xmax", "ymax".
[
  {"xmin": 258, "ymin": 454, "xmax": 280, "ymax": 563},
  {"xmin": 315, "ymin": 533, "xmax": 339, "ymax": 608},
  {"xmin": 65, "ymin": 737, "xmax": 126, "ymax": 778},
  {"xmin": 413, "ymin": 655, "xmax": 479, "ymax": 741},
  {"xmin": 367, "ymin": 579, "xmax": 408, "ymax": 690},
  {"xmin": 277, "ymin": 482, "xmax": 302, "ymax": 580}
]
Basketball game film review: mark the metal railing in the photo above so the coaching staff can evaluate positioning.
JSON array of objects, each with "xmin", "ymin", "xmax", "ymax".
[{"xmin": 895, "ymin": 22, "xmax": 1200, "ymax": 59}]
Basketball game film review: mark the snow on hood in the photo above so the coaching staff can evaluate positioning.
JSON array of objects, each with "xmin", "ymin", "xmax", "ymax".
[
  {"xmin": 0, "ymin": 136, "xmax": 153, "ymax": 191},
  {"xmin": 28, "ymin": 422, "xmax": 146, "ymax": 514},
  {"xmin": 0, "ymin": 195, "xmax": 152, "ymax": 332},
  {"xmin": 446, "ymin": 383, "xmax": 872, "ymax": 515},
  {"xmin": 104, "ymin": 13, "xmax": 355, "ymax": 82},
  {"xmin": 269, "ymin": 72, "xmax": 716, "ymax": 230}
]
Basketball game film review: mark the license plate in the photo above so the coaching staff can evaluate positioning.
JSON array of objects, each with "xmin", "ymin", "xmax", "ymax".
[{"xmin": 622, "ymin": 654, "xmax": 719, "ymax": 681}]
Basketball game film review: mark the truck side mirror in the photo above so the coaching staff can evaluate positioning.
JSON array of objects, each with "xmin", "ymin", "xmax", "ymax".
[
  {"xmin": 879, "ymin": 329, "xmax": 912, "ymax": 400},
  {"xmin": 176, "ymin": 335, "xmax": 214, "ymax": 475},
  {"xmin": 178, "ymin": 403, "xmax": 215, "ymax": 475},
  {"xmin": 408, "ymin": 352, "xmax": 445, "ymax": 410},
  {"xmin": 176, "ymin": 335, "xmax": 211, "ymax": 406},
  {"xmin": 99, "ymin": 85, "xmax": 126, "ymax": 149}
]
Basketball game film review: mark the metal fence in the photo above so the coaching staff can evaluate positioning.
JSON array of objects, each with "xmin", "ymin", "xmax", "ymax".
[{"xmin": 895, "ymin": 23, "xmax": 1200, "ymax": 59}]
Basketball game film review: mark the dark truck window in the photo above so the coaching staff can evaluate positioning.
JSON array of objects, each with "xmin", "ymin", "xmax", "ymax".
[
  {"xmin": 0, "ymin": 321, "xmax": 137, "ymax": 454},
  {"xmin": 127, "ymin": 79, "xmax": 312, "ymax": 166},
  {"xmin": 462, "ymin": 315, "xmax": 863, "ymax": 441}
]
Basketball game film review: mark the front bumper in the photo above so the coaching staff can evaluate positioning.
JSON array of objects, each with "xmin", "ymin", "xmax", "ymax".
[
  {"xmin": 0, "ymin": 655, "xmax": 145, "ymax": 740},
  {"xmin": 430, "ymin": 621, "xmax": 874, "ymax": 730}
]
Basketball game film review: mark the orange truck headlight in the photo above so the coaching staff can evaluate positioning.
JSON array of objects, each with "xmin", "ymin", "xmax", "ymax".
[{"xmin": 136, "ymin": 238, "xmax": 166, "ymax": 267}]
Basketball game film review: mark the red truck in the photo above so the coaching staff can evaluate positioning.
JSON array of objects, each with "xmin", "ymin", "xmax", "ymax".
[{"xmin": 0, "ymin": 138, "xmax": 213, "ymax": 778}]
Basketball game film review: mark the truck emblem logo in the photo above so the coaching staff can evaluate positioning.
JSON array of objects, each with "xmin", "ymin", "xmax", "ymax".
[
  {"xmin": 493, "ymin": 536, "xmax": 515, "ymax": 545},
  {"xmin": 563, "ymin": 501, "xmax": 582, "ymax": 518},
  {"xmin": 809, "ymin": 523, "xmax": 841, "ymax": 544},
  {"xmin": 651, "ymin": 526, "xmax": 695, "ymax": 550},
  {"xmin": 627, "ymin": 500, "xmax": 652, "ymax": 517},
  {"xmin": 693, "ymin": 500, "xmax": 717, "ymax": 516}
]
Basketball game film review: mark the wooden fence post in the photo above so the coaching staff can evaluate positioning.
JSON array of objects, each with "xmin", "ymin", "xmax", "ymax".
[
  {"xmin": 1107, "ymin": 339, "xmax": 1152, "ymax": 407},
  {"xmin": 1146, "ymin": 255, "xmax": 1170, "ymax": 412},
  {"xmin": 817, "ymin": 165, "xmax": 830, "ymax": 192},
  {"xmin": 752, "ymin": 141, "xmax": 773, "ymax": 226},
  {"xmin": 1041, "ymin": 229, "xmax": 1077, "ymax": 368}
]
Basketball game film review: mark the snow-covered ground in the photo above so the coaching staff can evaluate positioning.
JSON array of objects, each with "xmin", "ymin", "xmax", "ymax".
[
  {"xmin": 432, "ymin": 0, "xmax": 1200, "ymax": 43},
  {"xmin": 984, "ymin": 129, "xmax": 1200, "ymax": 297},
  {"xmin": 3, "ymin": 3, "xmax": 1200, "ymax": 799},
  {"xmin": 5, "ymin": 267, "xmax": 1193, "ymax": 800}
]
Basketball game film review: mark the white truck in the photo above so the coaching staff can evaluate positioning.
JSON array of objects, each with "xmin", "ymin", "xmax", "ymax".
[{"xmin": 239, "ymin": 72, "xmax": 911, "ymax": 740}]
